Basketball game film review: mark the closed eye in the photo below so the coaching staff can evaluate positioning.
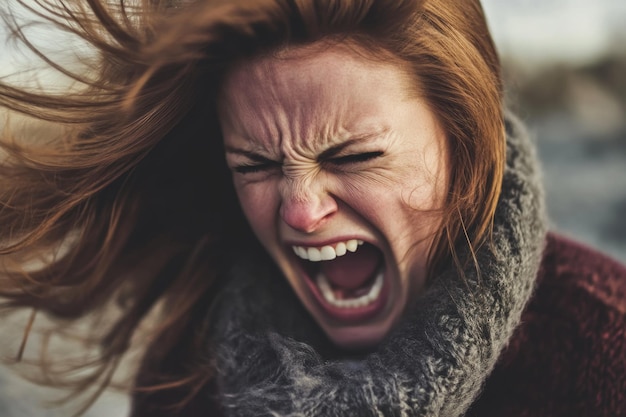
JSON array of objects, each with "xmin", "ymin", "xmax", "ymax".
[{"xmin": 327, "ymin": 151, "xmax": 384, "ymax": 165}]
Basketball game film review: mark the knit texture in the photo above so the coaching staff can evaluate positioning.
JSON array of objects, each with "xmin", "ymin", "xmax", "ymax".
[
  {"xmin": 467, "ymin": 233, "xmax": 626, "ymax": 417},
  {"xmin": 210, "ymin": 113, "xmax": 548, "ymax": 417}
]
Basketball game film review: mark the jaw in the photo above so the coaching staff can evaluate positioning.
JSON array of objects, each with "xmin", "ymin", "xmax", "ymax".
[{"xmin": 317, "ymin": 309, "xmax": 402, "ymax": 349}]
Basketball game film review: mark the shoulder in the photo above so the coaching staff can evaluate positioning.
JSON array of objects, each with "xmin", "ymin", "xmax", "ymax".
[
  {"xmin": 468, "ymin": 232, "xmax": 626, "ymax": 417},
  {"xmin": 533, "ymin": 232, "xmax": 626, "ymax": 330},
  {"xmin": 539, "ymin": 232, "xmax": 626, "ymax": 308}
]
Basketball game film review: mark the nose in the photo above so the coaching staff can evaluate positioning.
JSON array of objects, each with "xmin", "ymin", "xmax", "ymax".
[{"xmin": 279, "ymin": 177, "xmax": 337, "ymax": 233}]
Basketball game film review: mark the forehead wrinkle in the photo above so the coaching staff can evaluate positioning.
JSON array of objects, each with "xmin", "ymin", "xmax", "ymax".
[
  {"xmin": 264, "ymin": 59, "xmax": 348, "ymax": 158},
  {"xmin": 220, "ymin": 70, "xmax": 287, "ymax": 159},
  {"xmin": 223, "ymin": 59, "xmax": 301, "ymax": 157},
  {"xmin": 223, "ymin": 47, "xmax": 414, "ymax": 160},
  {"xmin": 271, "ymin": 62, "xmax": 364, "ymax": 161}
]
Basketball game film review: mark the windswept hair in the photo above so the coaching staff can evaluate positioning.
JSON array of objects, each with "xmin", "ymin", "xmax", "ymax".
[{"xmin": 0, "ymin": 0, "xmax": 503, "ymax": 415}]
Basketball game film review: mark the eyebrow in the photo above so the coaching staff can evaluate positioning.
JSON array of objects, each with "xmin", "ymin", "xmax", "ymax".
[
  {"xmin": 224, "ymin": 146, "xmax": 276, "ymax": 163},
  {"xmin": 319, "ymin": 130, "xmax": 388, "ymax": 159},
  {"xmin": 317, "ymin": 138, "xmax": 362, "ymax": 160}
]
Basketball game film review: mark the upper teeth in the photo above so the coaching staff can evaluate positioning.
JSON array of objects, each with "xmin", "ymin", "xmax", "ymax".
[{"xmin": 292, "ymin": 239, "xmax": 364, "ymax": 262}]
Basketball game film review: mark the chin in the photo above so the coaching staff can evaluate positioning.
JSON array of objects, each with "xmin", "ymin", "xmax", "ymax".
[{"xmin": 319, "ymin": 316, "xmax": 400, "ymax": 350}]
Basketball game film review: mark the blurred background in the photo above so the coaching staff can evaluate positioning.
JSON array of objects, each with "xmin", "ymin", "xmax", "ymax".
[
  {"xmin": 484, "ymin": 0, "xmax": 626, "ymax": 263},
  {"xmin": 1, "ymin": 0, "xmax": 625, "ymax": 416}
]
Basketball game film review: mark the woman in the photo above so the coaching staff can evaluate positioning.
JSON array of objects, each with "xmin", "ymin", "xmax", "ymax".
[{"xmin": 1, "ymin": 0, "xmax": 624, "ymax": 416}]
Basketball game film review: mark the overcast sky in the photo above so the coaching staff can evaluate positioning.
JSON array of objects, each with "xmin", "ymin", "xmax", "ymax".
[
  {"xmin": 482, "ymin": 0, "xmax": 626, "ymax": 65},
  {"xmin": 2, "ymin": 0, "xmax": 626, "ymax": 77}
]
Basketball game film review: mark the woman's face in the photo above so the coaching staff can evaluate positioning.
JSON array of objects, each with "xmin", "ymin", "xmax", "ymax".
[{"xmin": 219, "ymin": 45, "xmax": 449, "ymax": 349}]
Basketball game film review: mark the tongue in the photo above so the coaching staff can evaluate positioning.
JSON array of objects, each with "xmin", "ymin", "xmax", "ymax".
[{"xmin": 319, "ymin": 244, "xmax": 382, "ymax": 290}]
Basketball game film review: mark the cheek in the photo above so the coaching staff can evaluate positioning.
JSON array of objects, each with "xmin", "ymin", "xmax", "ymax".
[
  {"xmin": 401, "ymin": 155, "xmax": 449, "ymax": 212},
  {"xmin": 235, "ymin": 181, "xmax": 280, "ymax": 237},
  {"xmin": 401, "ymin": 181, "xmax": 446, "ymax": 213},
  {"xmin": 379, "ymin": 177, "xmax": 445, "ymax": 267}
]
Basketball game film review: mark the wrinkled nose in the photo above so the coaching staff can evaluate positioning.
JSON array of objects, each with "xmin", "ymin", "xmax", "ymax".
[{"xmin": 279, "ymin": 179, "xmax": 337, "ymax": 233}]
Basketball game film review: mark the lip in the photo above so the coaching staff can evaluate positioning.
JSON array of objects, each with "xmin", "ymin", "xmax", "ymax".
[{"xmin": 286, "ymin": 239, "xmax": 391, "ymax": 324}]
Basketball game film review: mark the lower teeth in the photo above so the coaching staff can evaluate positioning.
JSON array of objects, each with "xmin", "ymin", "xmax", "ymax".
[{"xmin": 315, "ymin": 269, "xmax": 384, "ymax": 309}]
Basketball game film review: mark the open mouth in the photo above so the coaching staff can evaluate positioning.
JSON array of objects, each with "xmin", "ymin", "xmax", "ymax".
[{"xmin": 291, "ymin": 239, "xmax": 389, "ymax": 322}]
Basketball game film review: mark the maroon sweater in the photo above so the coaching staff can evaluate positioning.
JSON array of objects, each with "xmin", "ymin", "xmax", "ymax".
[{"xmin": 468, "ymin": 232, "xmax": 626, "ymax": 416}]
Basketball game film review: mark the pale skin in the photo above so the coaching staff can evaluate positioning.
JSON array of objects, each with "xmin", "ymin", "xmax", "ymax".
[{"xmin": 218, "ymin": 43, "xmax": 450, "ymax": 348}]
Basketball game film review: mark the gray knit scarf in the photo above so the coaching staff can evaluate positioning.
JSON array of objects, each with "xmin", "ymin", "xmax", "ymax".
[{"xmin": 211, "ymin": 113, "xmax": 547, "ymax": 417}]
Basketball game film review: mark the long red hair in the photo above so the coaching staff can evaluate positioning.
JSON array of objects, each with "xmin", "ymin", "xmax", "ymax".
[{"xmin": 0, "ymin": 0, "xmax": 503, "ymax": 415}]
